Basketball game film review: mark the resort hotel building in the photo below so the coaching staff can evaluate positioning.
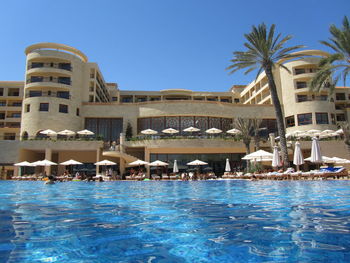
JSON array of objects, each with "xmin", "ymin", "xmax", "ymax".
[{"xmin": 0, "ymin": 43, "xmax": 349, "ymax": 178}]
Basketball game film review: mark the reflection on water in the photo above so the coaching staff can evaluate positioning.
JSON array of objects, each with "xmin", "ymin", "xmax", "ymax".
[{"xmin": 0, "ymin": 181, "xmax": 349, "ymax": 262}]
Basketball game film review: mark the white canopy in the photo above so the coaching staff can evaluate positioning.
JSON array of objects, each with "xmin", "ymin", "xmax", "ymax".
[
  {"xmin": 94, "ymin": 160, "xmax": 116, "ymax": 166},
  {"xmin": 321, "ymin": 129, "xmax": 335, "ymax": 135},
  {"xmin": 331, "ymin": 157, "xmax": 350, "ymax": 164},
  {"xmin": 141, "ymin": 129, "xmax": 158, "ymax": 135},
  {"xmin": 271, "ymin": 146, "xmax": 281, "ymax": 167},
  {"xmin": 14, "ymin": 161, "xmax": 33, "ymax": 167},
  {"xmin": 32, "ymin": 159, "xmax": 57, "ymax": 166},
  {"xmin": 187, "ymin": 159, "xmax": 208, "ymax": 165},
  {"xmin": 336, "ymin": 129, "xmax": 344, "ymax": 134},
  {"xmin": 307, "ymin": 129, "xmax": 321, "ymax": 136},
  {"xmin": 40, "ymin": 129, "xmax": 57, "ymax": 136},
  {"xmin": 173, "ymin": 160, "xmax": 179, "ymax": 173},
  {"xmin": 128, "ymin": 159, "xmax": 149, "ymax": 166},
  {"xmin": 60, "ymin": 159, "xmax": 83, "ymax": 166},
  {"xmin": 183, "ymin": 126, "xmax": 200, "ymax": 132},
  {"xmin": 57, "ymin": 129, "xmax": 76, "ymax": 136},
  {"xmin": 225, "ymin": 158, "xmax": 231, "ymax": 172},
  {"xmin": 205, "ymin": 128, "xmax": 222, "ymax": 134},
  {"xmin": 149, "ymin": 160, "xmax": 169, "ymax": 166},
  {"xmin": 162, "ymin": 128, "xmax": 179, "ymax": 134},
  {"xmin": 304, "ymin": 156, "xmax": 333, "ymax": 162},
  {"xmin": 77, "ymin": 129, "xmax": 95, "ymax": 135},
  {"xmin": 242, "ymin": 150, "xmax": 273, "ymax": 161},
  {"xmin": 226, "ymin": 128, "xmax": 242, "ymax": 135}
]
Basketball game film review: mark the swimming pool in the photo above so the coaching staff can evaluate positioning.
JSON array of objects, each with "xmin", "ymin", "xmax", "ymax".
[{"xmin": 0, "ymin": 180, "xmax": 349, "ymax": 262}]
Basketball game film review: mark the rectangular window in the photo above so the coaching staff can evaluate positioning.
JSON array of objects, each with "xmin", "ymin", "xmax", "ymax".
[
  {"xmin": 29, "ymin": 90, "xmax": 42, "ymax": 97},
  {"xmin": 57, "ymin": 91, "xmax": 70, "ymax": 99},
  {"xmin": 58, "ymin": 63, "xmax": 71, "ymax": 71},
  {"xmin": 30, "ymin": 76, "xmax": 43, "ymax": 83},
  {"xmin": 30, "ymin": 62, "xmax": 44, "ymax": 69},
  {"xmin": 58, "ymin": 77, "xmax": 71, "ymax": 85},
  {"xmin": 336, "ymin": 93, "xmax": 346, "ymax": 100},
  {"xmin": 316, "ymin": 113, "xmax": 329, "ymax": 124},
  {"xmin": 0, "ymin": 113, "xmax": 5, "ymax": 119},
  {"xmin": 4, "ymin": 133, "xmax": 16, "ymax": 140},
  {"xmin": 297, "ymin": 113, "xmax": 312, "ymax": 126},
  {"xmin": 296, "ymin": 81, "xmax": 307, "ymax": 89},
  {"xmin": 76, "ymin": 108, "xmax": 80, "ymax": 116},
  {"xmin": 25, "ymin": 104, "xmax": 30, "ymax": 113},
  {"xmin": 296, "ymin": 95, "xmax": 308, "ymax": 102},
  {"xmin": 0, "ymin": 101, "xmax": 6, "ymax": 106},
  {"xmin": 336, "ymin": 114, "xmax": 346, "ymax": 122},
  {"xmin": 59, "ymin": 104, "xmax": 68, "ymax": 113},
  {"xmin": 285, "ymin": 116, "xmax": 295, "ymax": 127},
  {"xmin": 8, "ymin": 88, "xmax": 19, "ymax": 96},
  {"xmin": 39, "ymin": 103, "xmax": 49, "ymax": 112},
  {"xmin": 295, "ymin": 68, "xmax": 306, "ymax": 75},
  {"xmin": 234, "ymin": 98, "xmax": 240, "ymax": 103},
  {"xmin": 0, "ymin": 88, "xmax": 3, "ymax": 96}
]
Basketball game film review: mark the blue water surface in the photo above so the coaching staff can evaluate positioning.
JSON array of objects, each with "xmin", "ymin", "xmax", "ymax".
[{"xmin": 0, "ymin": 180, "xmax": 350, "ymax": 263}]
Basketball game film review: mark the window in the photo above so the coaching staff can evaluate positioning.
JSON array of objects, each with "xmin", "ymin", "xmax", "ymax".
[
  {"xmin": 30, "ymin": 62, "xmax": 44, "ymax": 68},
  {"xmin": 234, "ymin": 98, "xmax": 240, "ymax": 103},
  {"xmin": 285, "ymin": 116, "xmax": 295, "ymax": 127},
  {"xmin": 76, "ymin": 108, "xmax": 80, "ymax": 116},
  {"xmin": 39, "ymin": 103, "xmax": 49, "ymax": 112},
  {"xmin": 316, "ymin": 113, "xmax": 329, "ymax": 124},
  {"xmin": 11, "ymin": 113, "xmax": 21, "ymax": 118},
  {"xmin": 58, "ymin": 63, "xmax": 71, "ymax": 71},
  {"xmin": 58, "ymin": 77, "xmax": 71, "ymax": 85},
  {"xmin": 30, "ymin": 76, "xmax": 43, "ymax": 83},
  {"xmin": 295, "ymin": 68, "xmax": 306, "ymax": 75},
  {"xmin": 0, "ymin": 113, "xmax": 5, "ymax": 119},
  {"xmin": 336, "ymin": 114, "xmax": 346, "ymax": 122},
  {"xmin": 89, "ymin": 95, "xmax": 94, "ymax": 102},
  {"xmin": 29, "ymin": 90, "xmax": 42, "ymax": 97},
  {"xmin": 112, "ymin": 97, "xmax": 118, "ymax": 101},
  {"xmin": 297, "ymin": 113, "xmax": 312, "ymax": 126},
  {"xmin": 4, "ymin": 133, "xmax": 16, "ymax": 140},
  {"xmin": 59, "ymin": 104, "xmax": 68, "ymax": 113},
  {"xmin": 0, "ymin": 101, "xmax": 6, "ymax": 106},
  {"xmin": 25, "ymin": 104, "xmax": 30, "ymax": 113},
  {"xmin": 296, "ymin": 81, "xmax": 307, "ymax": 89},
  {"xmin": 57, "ymin": 91, "xmax": 70, "ymax": 99},
  {"xmin": 335, "ymin": 104, "xmax": 345, "ymax": 110},
  {"xmin": 0, "ymin": 88, "xmax": 3, "ymax": 96},
  {"xmin": 297, "ymin": 95, "xmax": 308, "ymax": 102},
  {"xmin": 336, "ymin": 93, "xmax": 346, "ymax": 100},
  {"xmin": 8, "ymin": 88, "xmax": 19, "ymax": 96},
  {"xmin": 121, "ymin": 97, "xmax": 133, "ymax": 103}
]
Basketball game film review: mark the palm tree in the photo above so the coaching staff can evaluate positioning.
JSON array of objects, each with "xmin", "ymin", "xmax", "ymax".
[
  {"xmin": 233, "ymin": 118, "xmax": 254, "ymax": 155},
  {"xmin": 251, "ymin": 118, "xmax": 265, "ymax": 151},
  {"xmin": 310, "ymin": 16, "xmax": 350, "ymax": 93},
  {"xmin": 227, "ymin": 23, "xmax": 304, "ymax": 168}
]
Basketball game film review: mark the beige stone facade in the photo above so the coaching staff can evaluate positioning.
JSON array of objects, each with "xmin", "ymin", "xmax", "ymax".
[{"xmin": 0, "ymin": 43, "xmax": 349, "ymax": 178}]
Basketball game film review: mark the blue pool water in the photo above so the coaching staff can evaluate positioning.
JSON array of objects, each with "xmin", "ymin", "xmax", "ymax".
[{"xmin": 0, "ymin": 181, "xmax": 350, "ymax": 263}]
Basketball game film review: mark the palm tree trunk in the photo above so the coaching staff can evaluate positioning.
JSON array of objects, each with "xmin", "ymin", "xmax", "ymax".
[
  {"xmin": 265, "ymin": 65, "xmax": 289, "ymax": 169},
  {"xmin": 244, "ymin": 141, "xmax": 251, "ymax": 170}
]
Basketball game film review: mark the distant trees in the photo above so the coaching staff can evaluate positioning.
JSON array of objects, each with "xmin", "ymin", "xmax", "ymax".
[{"xmin": 227, "ymin": 23, "xmax": 304, "ymax": 168}]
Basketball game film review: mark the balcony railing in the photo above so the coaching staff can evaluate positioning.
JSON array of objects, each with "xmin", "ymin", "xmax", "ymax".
[
  {"xmin": 26, "ymin": 77, "xmax": 71, "ymax": 85},
  {"xmin": 27, "ymin": 63, "xmax": 72, "ymax": 71},
  {"xmin": 25, "ymin": 91, "xmax": 71, "ymax": 99}
]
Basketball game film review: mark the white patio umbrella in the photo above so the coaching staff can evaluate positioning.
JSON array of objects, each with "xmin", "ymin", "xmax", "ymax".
[
  {"xmin": 60, "ymin": 159, "xmax": 83, "ymax": 166},
  {"xmin": 94, "ymin": 160, "xmax": 116, "ymax": 166},
  {"xmin": 293, "ymin": 141, "xmax": 304, "ymax": 171},
  {"xmin": 77, "ymin": 129, "xmax": 95, "ymax": 135},
  {"xmin": 225, "ymin": 158, "xmax": 231, "ymax": 172},
  {"xmin": 310, "ymin": 137, "xmax": 323, "ymax": 163},
  {"xmin": 304, "ymin": 156, "xmax": 333, "ymax": 162},
  {"xmin": 183, "ymin": 126, "xmax": 200, "ymax": 132},
  {"xmin": 226, "ymin": 128, "xmax": 242, "ymax": 135},
  {"xmin": 141, "ymin": 129, "xmax": 158, "ymax": 135},
  {"xmin": 162, "ymin": 128, "xmax": 179, "ymax": 134},
  {"xmin": 271, "ymin": 146, "xmax": 281, "ymax": 168},
  {"xmin": 331, "ymin": 157, "xmax": 350, "ymax": 164},
  {"xmin": 149, "ymin": 160, "xmax": 169, "ymax": 166},
  {"xmin": 128, "ymin": 159, "xmax": 149, "ymax": 166},
  {"xmin": 173, "ymin": 160, "xmax": 179, "ymax": 173},
  {"xmin": 205, "ymin": 128, "xmax": 222, "ymax": 134},
  {"xmin": 242, "ymin": 150, "xmax": 273, "ymax": 161},
  {"xmin": 40, "ymin": 129, "xmax": 57, "ymax": 136},
  {"xmin": 336, "ymin": 129, "xmax": 344, "ymax": 134},
  {"xmin": 57, "ymin": 129, "xmax": 76, "ymax": 136},
  {"xmin": 32, "ymin": 159, "xmax": 57, "ymax": 166},
  {"xmin": 187, "ymin": 159, "xmax": 208, "ymax": 166}
]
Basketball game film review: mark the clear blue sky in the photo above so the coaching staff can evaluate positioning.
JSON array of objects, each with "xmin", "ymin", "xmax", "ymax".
[{"xmin": 0, "ymin": 0, "xmax": 348, "ymax": 91}]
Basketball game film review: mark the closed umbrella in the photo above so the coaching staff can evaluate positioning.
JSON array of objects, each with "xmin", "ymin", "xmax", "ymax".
[
  {"xmin": 293, "ymin": 141, "xmax": 304, "ymax": 171},
  {"xmin": 271, "ymin": 146, "xmax": 281, "ymax": 168},
  {"xmin": 173, "ymin": 160, "xmax": 179, "ymax": 173},
  {"xmin": 310, "ymin": 137, "xmax": 323, "ymax": 163},
  {"xmin": 225, "ymin": 158, "xmax": 231, "ymax": 172}
]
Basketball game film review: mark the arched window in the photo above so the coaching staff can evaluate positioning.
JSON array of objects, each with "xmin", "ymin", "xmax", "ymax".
[{"xmin": 22, "ymin": 131, "xmax": 29, "ymax": 140}]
